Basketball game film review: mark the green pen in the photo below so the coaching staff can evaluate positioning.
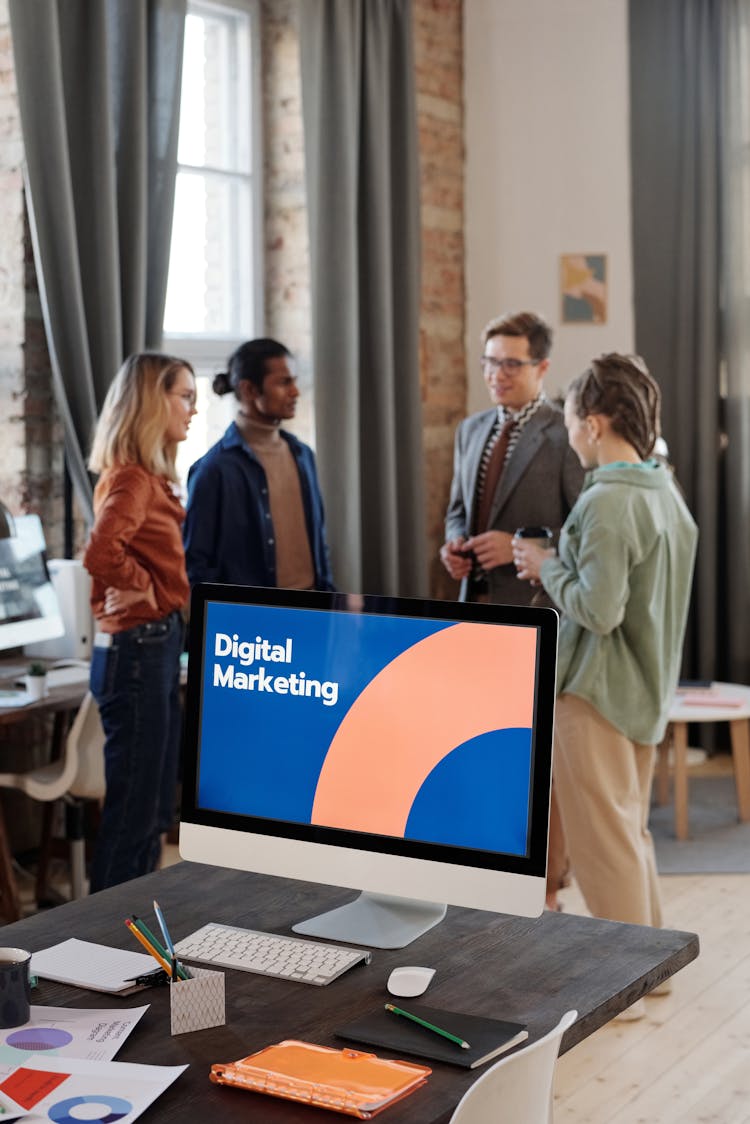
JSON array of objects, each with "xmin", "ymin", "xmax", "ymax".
[{"xmin": 384, "ymin": 1003, "xmax": 470, "ymax": 1049}]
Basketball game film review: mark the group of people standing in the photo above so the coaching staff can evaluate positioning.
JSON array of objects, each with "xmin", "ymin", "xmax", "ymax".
[
  {"xmin": 82, "ymin": 309, "xmax": 698, "ymax": 980},
  {"xmin": 440, "ymin": 310, "xmax": 697, "ymax": 963},
  {"xmin": 83, "ymin": 339, "xmax": 332, "ymax": 892}
]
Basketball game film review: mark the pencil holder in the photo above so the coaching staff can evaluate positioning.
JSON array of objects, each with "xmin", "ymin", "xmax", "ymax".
[{"xmin": 170, "ymin": 966, "xmax": 225, "ymax": 1035}]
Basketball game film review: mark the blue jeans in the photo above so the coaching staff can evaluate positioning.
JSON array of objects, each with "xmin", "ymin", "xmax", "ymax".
[{"xmin": 89, "ymin": 611, "xmax": 183, "ymax": 892}]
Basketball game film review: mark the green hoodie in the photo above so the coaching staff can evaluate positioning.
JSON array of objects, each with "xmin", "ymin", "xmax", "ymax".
[{"xmin": 539, "ymin": 460, "xmax": 698, "ymax": 745}]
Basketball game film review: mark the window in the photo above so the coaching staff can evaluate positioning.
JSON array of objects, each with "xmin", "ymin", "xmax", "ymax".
[{"xmin": 164, "ymin": 0, "xmax": 262, "ymax": 483}]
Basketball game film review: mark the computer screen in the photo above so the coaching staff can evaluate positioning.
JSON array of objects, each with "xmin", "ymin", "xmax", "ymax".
[
  {"xmin": 180, "ymin": 585, "xmax": 558, "ymax": 948},
  {"xmin": 0, "ymin": 514, "xmax": 65, "ymax": 652}
]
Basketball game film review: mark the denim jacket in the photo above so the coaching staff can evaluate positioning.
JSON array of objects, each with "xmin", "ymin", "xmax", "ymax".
[{"xmin": 183, "ymin": 422, "xmax": 335, "ymax": 591}]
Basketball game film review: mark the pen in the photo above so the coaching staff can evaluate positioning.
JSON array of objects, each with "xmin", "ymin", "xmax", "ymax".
[
  {"xmin": 123, "ymin": 968, "xmax": 170, "ymax": 987},
  {"xmin": 124, "ymin": 918, "xmax": 174, "ymax": 977},
  {"xmin": 153, "ymin": 900, "xmax": 175, "ymax": 957},
  {"xmin": 153, "ymin": 900, "xmax": 191, "ymax": 979},
  {"xmin": 384, "ymin": 1003, "xmax": 470, "ymax": 1049}
]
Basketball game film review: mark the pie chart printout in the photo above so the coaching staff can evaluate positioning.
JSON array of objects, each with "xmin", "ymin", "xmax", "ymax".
[
  {"xmin": 5, "ymin": 1027, "xmax": 73, "ymax": 1052},
  {"xmin": 47, "ymin": 1094, "xmax": 133, "ymax": 1124}
]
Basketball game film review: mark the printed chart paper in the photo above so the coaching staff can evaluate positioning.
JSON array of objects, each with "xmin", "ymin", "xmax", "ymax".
[
  {"xmin": 0, "ymin": 1055, "xmax": 186, "ymax": 1122},
  {"xmin": 0, "ymin": 1006, "xmax": 149, "ymax": 1074}
]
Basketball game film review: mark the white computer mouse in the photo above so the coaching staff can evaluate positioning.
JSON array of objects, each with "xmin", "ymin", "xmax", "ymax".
[{"xmin": 386, "ymin": 965, "xmax": 436, "ymax": 998}]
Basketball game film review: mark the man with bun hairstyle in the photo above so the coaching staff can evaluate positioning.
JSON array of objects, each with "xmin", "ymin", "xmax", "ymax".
[{"xmin": 183, "ymin": 338, "xmax": 334, "ymax": 591}]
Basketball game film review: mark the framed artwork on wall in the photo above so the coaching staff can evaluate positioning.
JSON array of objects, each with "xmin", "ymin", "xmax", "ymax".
[{"xmin": 560, "ymin": 254, "xmax": 607, "ymax": 324}]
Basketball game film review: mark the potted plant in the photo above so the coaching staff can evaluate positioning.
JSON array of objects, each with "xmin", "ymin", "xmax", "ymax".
[{"xmin": 24, "ymin": 661, "xmax": 48, "ymax": 701}]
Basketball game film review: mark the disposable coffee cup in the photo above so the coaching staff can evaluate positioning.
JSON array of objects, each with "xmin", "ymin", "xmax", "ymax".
[
  {"xmin": 0, "ymin": 948, "xmax": 31, "ymax": 1029},
  {"xmin": 513, "ymin": 526, "xmax": 553, "ymax": 551}
]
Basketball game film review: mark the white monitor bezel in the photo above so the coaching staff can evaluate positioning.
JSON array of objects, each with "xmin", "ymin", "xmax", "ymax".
[
  {"xmin": 180, "ymin": 586, "xmax": 558, "ymax": 921},
  {"xmin": 0, "ymin": 515, "xmax": 64, "ymax": 652}
]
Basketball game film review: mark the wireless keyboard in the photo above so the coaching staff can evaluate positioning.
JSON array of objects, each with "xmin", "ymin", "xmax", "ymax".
[{"xmin": 173, "ymin": 922, "xmax": 372, "ymax": 986}]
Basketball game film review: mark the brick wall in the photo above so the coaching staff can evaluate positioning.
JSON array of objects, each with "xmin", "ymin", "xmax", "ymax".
[
  {"xmin": 261, "ymin": 0, "xmax": 314, "ymax": 442},
  {"xmin": 0, "ymin": 0, "xmax": 27, "ymax": 519},
  {"xmin": 413, "ymin": 0, "xmax": 465, "ymax": 599},
  {"xmin": 0, "ymin": 0, "xmax": 64, "ymax": 557}
]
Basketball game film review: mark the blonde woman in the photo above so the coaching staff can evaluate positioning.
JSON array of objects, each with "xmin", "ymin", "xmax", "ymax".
[{"xmin": 83, "ymin": 352, "xmax": 196, "ymax": 891}]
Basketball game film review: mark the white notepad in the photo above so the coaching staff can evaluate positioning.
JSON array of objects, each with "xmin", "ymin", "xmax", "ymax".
[
  {"xmin": 31, "ymin": 938, "xmax": 158, "ymax": 994},
  {"xmin": 0, "ymin": 689, "xmax": 32, "ymax": 709}
]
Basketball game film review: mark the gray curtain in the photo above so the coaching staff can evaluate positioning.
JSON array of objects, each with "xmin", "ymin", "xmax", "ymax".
[
  {"xmin": 629, "ymin": 0, "xmax": 723, "ymax": 681},
  {"xmin": 721, "ymin": 0, "xmax": 750, "ymax": 684},
  {"xmin": 9, "ymin": 0, "xmax": 186, "ymax": 521},
  {"xmin": 299, "ymin": 0, "xmax": 426, "ymax": 597}
]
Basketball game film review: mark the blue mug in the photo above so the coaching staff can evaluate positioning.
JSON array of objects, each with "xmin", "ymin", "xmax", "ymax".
[{"xmin": 0, "ymin": 948, "xmax": 31, "ymax": 1028}]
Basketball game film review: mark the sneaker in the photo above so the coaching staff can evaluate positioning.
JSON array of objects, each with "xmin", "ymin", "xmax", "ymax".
[{"xmin": 615, "ymin": 999, "xmax": 646, "ymax": 1022}]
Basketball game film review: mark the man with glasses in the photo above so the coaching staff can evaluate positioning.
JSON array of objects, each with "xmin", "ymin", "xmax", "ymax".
[
  {"xmin": 441, "ymin": 310, "xmax": 582, "ymax": 912},
  {"xmin": 440, "ymin": 310, "xmax": 583, "ymax": 607}
]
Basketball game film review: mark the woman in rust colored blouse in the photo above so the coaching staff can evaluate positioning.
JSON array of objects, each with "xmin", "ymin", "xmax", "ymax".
[{"xmin": 83, "ymin": 353, "xmax": 197, "ymax": 891}]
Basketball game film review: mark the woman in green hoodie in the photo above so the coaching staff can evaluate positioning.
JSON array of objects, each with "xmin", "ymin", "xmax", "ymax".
[{"xmin": 513, "ymin": 354, "xmax": 697, "ymax": 928}]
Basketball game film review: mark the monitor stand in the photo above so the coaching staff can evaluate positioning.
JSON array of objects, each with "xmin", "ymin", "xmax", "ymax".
[{"xmin": 292, "ymin": 891, "xmax": 447, "ymax": 949}]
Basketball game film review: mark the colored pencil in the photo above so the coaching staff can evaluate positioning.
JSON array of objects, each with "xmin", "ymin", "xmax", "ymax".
[
  {"xmin": 385, "ymin": 1003, "xmax": 470, "ymax": 1049},
  {"xmin": 124, "ymin": 918, "xmax": 173, "ymax": 976},
  {"xmin": 153, "ymin": 900, "xmax": 191, "ymax": 979}
]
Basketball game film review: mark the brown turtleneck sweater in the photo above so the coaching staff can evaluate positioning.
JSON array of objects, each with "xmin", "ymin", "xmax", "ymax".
[{"xmin": 240, "ymin": 417, "xmax": 315, "ymax": 590}]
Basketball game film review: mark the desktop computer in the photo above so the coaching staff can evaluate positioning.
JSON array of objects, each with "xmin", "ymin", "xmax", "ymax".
[
  {"xmin": 25, "ymin": 559, "xmax": 93, "ymax": 661},
  {"xmin": 179, "ymin": 585, "xmax": 558, "ymax": 949},
  {"xmin": 0, "ymin": 515, "xmax": 65, "ymax": 652}
]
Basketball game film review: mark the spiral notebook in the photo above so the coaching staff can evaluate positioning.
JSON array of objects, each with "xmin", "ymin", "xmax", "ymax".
[{"xmin": 336, "ymin": 1003, "xmax": 528, "ymax": 1069}]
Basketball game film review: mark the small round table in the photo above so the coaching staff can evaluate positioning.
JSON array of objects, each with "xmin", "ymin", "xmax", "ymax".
[{"xmin": 656, "ymin": 681, "xmax": 750, "ymax": 840}]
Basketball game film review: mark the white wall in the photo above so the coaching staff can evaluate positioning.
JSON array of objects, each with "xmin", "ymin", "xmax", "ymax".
[{"xmin": 464, "ymin": 0, "xmax": 634, "ymax": 413}]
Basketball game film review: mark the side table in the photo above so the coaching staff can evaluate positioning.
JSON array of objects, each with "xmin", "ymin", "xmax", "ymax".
[{"xmin": 656, "ymin": 681, "xmax": 750, "ymax": 840}]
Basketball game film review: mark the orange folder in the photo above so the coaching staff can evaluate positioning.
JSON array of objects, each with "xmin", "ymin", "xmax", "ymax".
[{"xmin": 210, "ymin": 1039, "xmax": 431, "ymax": 1118}]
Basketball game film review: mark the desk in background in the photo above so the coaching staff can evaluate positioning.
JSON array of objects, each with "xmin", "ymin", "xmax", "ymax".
[
  {"xmin": 0, "ymin": 660, "xmax": 87, "ymax": 920},
  {"xmin": 658, "ymin": 681, "xmax": 750, "ymax": 839},
  {"xmin": 0, "ymin": 861, "xmax": 699, "ymax": 1124}
]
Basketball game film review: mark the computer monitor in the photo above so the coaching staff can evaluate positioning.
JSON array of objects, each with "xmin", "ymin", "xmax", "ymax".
[
  {"xmin": 0, "ymin": 514, "xmax": 65, "ymax": 652},
  {"xmin": 180, "ymin": 585, "xmax": 558, "ymax": 949}
]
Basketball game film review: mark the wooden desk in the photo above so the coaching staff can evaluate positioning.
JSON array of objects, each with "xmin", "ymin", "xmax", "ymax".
[
  {"xmin": 1, "ymin": 862, "xmax": 698, "ymax": 1123},
  {"xmin": 0, "ymin": 669, "xmax": 87, "ymax": 919}
]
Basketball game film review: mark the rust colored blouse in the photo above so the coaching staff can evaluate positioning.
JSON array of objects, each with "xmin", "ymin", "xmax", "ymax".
[{"xmin": 83, "ymin": 464, "xmax": 190, "ymax": 633}]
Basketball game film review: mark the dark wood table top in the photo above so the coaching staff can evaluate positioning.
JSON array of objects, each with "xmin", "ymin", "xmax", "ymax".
[{"xmin": 0, "ymin": 862, "xmax": 698, "ymax": 1124}]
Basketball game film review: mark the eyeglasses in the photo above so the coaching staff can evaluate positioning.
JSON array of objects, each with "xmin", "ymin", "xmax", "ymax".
[
  {"xmin": 169, "ymin": 391, "xmax": 197, "ymax": 409},
  {"xmin": 480, "ymin": 357, "xmax": 539, "ymax": 375}
]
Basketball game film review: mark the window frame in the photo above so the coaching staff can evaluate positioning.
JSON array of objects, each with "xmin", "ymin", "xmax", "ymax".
[{"xmin": 163, "ymin": 0, "xmax": 263, "ymax": 373}]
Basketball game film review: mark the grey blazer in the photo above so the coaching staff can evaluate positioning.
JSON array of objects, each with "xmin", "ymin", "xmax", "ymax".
[{"xmin": 445, "ymin": 402, "xmax": 585, "ymax": 605}]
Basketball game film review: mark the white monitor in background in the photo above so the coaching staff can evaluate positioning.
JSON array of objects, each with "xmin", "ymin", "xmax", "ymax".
[
  {"xmin": 25, "ymin": 558, "xmax": 93, "ymax": 661},
  {"xmin": 180, "ymin": 585, "xmax": 558, "ymax": 949},
  {"xmin": 0, "ymin": 515, "xmax": 65, "ymax": 653}
]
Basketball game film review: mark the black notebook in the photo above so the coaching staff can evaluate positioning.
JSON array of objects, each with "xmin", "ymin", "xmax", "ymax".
[{"xmin": 335, "ymin": 1003, "xmax": 528, "ymax": 1069}]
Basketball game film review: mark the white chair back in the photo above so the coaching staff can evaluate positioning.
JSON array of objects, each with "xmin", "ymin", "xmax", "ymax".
[
  {"xmin": 66, "ymin": 691, "xmax": 106, "ymax": 799},
  {"xmin": 449, "ymin": 1009, "xmax": 577, "ymax": 1124}
]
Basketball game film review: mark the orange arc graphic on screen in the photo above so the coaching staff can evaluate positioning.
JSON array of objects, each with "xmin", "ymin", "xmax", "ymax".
[{"xmin": 311, "ymin": 622, "xmax": 538, "ymax": 836}]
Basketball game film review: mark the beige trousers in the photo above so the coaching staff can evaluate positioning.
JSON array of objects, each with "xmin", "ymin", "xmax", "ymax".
[
  {"xmin": 552, "ymin": 694, "xmax": 663, "ymax": 927},
  {"xmin": 546, "ymin": 784, "xmax": 570, "ymax": 896}
]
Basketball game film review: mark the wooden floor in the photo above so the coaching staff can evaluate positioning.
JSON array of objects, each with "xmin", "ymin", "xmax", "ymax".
[{"xmin": 554, "ymin": 754, "xmax": 750, "ymax": 1123}]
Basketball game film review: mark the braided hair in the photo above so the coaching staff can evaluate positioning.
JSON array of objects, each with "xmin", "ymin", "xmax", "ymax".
[{"xmin": 567, "ymin": 353, "xmax": 661, "ymax": 461}]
